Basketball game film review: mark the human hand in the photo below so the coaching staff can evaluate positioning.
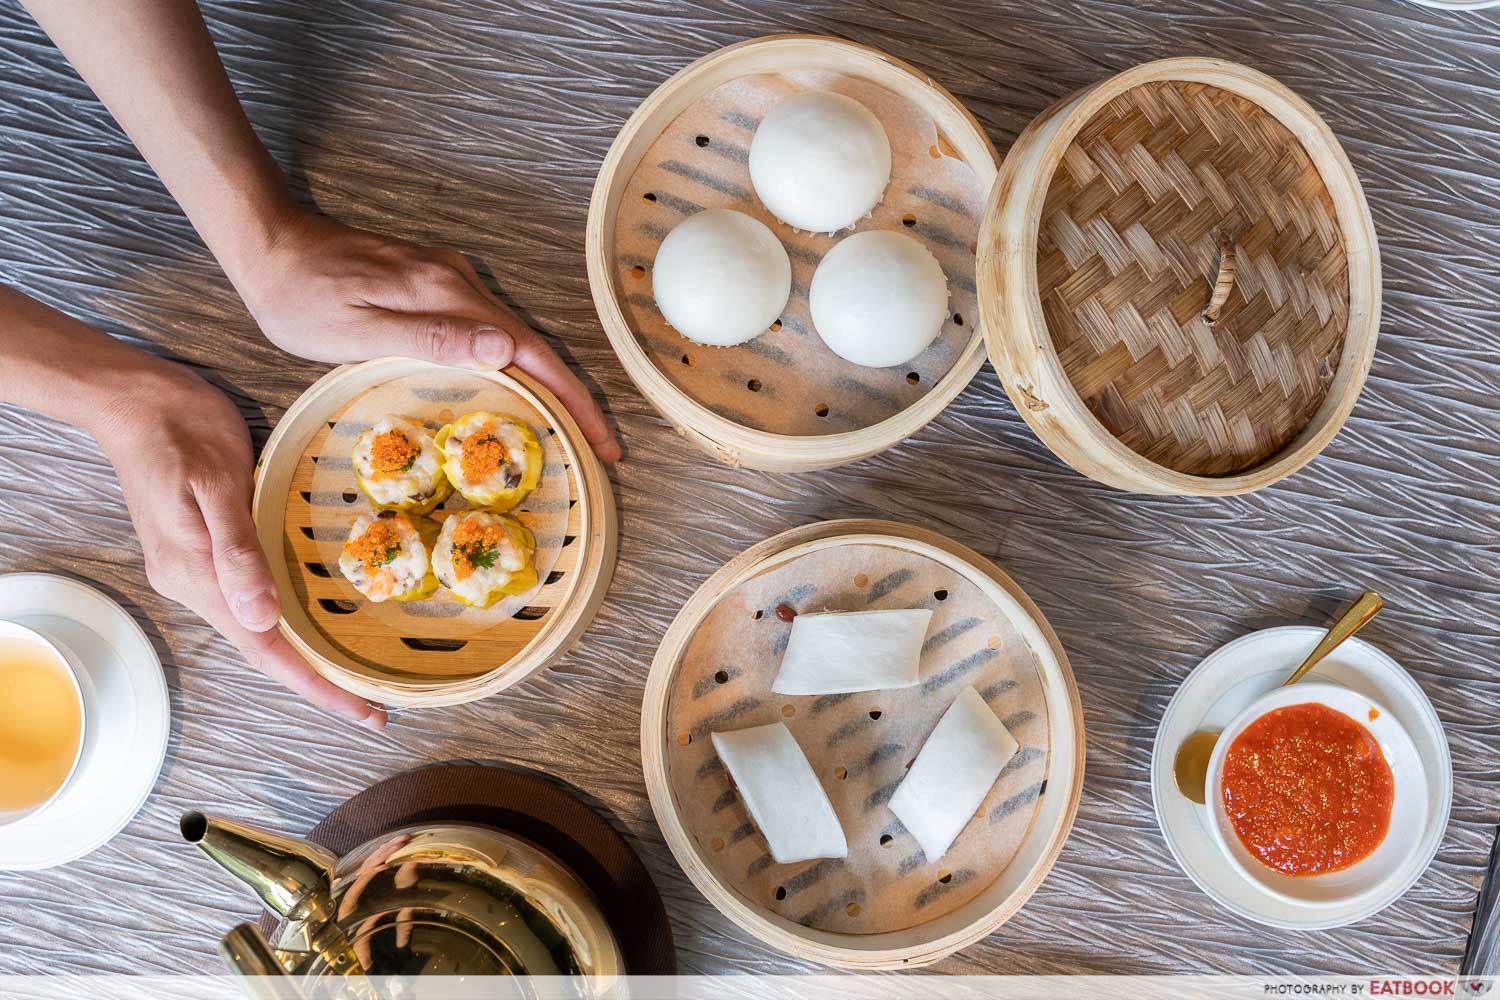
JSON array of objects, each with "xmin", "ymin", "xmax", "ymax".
[
  {"xmin": 232, "ymin": 210, "xmax": 621, "ymax": 462},
  {"xmin": 98, "ymin": 358, "xmax": 386, "ymax": 729}
]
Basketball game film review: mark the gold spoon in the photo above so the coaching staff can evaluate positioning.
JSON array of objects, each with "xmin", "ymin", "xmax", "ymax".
[{"xmin": 1173, "ymin": 591, "xmax": 1385, "ymax": 805}]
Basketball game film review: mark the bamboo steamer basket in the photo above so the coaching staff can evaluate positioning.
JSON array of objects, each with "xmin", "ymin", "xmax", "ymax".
[
  {"xmin": 640, "ymin": 519, "xmax": 1084, "ymax": 969},
  {"xmin": 586, "ymin": 35, "xmax": 1000, "ymax": 473},
  {"xmin": 978, "ymin": 57, "xmax": 1381, "ymax": 495},
  {"xmin": 252, "ymin": 358, "xmax": 617, "ymax": 708}
]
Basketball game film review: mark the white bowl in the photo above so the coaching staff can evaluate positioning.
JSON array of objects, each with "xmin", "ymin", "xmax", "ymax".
[
  {"xmin": 0, "ymin": 620, "xmax": 87, "ymax": 829},
  {"xmin": 1205, "ymin": 681, "xmax": 1426, "ymax": 910}
]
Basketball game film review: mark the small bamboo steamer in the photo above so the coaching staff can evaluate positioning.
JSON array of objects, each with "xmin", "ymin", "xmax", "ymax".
[
  {"xmin": 978, "ymin": 57, "xmax": 1381, "ymax": 495},
  {"xmin": 640, "ymin": 519, "xmax": 1084, "ymax": 969},
  {"xmin": 586, "ymin": 35, "xmax": 1000, "ymax": 473},
  {"xmin": 252, "ymin": 358, "xmax": 617, "ymax": 708}
]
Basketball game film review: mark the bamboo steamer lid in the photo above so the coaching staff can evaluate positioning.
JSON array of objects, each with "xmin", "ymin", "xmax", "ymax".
[
  {"xmin": 252, "ymin": 359, "xmax": 617, "ymax": 708},
  {"xmin": 978, "ymin": 58, "xmax": 1381, "ymax": 495}
]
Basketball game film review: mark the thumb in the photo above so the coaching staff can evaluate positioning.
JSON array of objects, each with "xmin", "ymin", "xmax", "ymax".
[
  {"xmin": 245, "ymin": 629, "xmax": 388, "ymax": 730},
  {"xmin": 370, "ymin": 313, "xmax": 517, "ymax": 370},
  {"xmin": 197, "ymin": 478, "xmax": 281, "ymax": 632}
]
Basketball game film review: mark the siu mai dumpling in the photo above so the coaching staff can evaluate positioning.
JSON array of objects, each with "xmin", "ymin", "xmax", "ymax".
[
  {"xmin": 352, "ymin": 416, "xmax": 451, "ymax": 515},
  {"xmin": 338, "ymin": 511, "xmax": 439, "ymax": 604},
  {"xmin": 710, "ymin": 722, "xmax": 847, "ymax": 865},
  {"xmin": 888, "ymin": 686, "xmax": 1019, "ymax": 862},
  {"xmin": 434, "ymin": 412, "xmax": 543, "ymax": 512},
  {"xmin": 431, "ymin": 510, "xmax": 537, "ymax": 608},
  {"xmin": 771, "ymin": 608, "xmax": 932, "ymax": 695}
]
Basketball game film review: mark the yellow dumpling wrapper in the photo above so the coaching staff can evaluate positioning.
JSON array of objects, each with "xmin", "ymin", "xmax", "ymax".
[{"xmin": 337, "ymin": 511, "xmax": 440, "ymax": 603}]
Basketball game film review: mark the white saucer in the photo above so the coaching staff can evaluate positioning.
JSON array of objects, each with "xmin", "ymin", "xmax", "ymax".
[
  {"xmin": 1150, "ymin": 626, "xmax": 1452, "ymax": 929},
  {"xmin": 0, "ymin": 573, "xmax": 171, "ymax": 870},
  {"xmin": 1404, "ymin": 1, "xmax": 1500, "ymax": 9}
]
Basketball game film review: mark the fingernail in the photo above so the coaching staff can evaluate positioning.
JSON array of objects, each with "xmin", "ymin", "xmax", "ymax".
[
  {"xmin": 235, "ymin": 590, "xmax": 279, "ymax": 630},
  {"xmin": 473, "ymin": 328, "xmax": 512, "ymax": 367}
]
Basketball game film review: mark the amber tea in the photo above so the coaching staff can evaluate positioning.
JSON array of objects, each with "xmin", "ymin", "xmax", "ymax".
[{"xmin": 0, "ymin": 629, "xmax": 83, "ymax": 815}]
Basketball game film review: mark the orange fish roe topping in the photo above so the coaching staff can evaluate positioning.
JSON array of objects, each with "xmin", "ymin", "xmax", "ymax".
[
  {"xmin": 459, "ymin": 425, "xmax": 507, "ymax": 484},
  {"xmin": 345, "ymin": 519, "xmax": 405, "ymax": 571},
  {"xmin": 369, "ymin": 429, "xmax": 420, "ymax": 478},
  {"xmin": 451, "ymin": 519, "xmax": 506, "ymax": 582}
]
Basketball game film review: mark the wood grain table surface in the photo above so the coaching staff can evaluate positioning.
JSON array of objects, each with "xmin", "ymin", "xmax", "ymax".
[{"xmin": 1, "ymin": 0, "xmax": 1497, "ymax": 977}]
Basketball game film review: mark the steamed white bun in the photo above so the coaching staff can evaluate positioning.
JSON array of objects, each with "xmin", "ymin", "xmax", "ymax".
[
  {"xmin": 652, "ymin": 208, "xmax": 791, "ymax": 347},
  {"xmin": 749, "ymin": 91, "xmax": 892, "ymax": 234},
  {"xmin": 809, "ymin": 230, "xmax": 948, "ymax": 369}
]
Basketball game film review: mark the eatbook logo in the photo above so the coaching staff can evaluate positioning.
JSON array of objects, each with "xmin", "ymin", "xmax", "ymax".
[
  {"xmin": 1463, "ymin": 981, "xmax": 1493, "ymax": 996},
  {"xmin": 1366, "ymin": 980, "xmax": 1463, "ymax": 996}
]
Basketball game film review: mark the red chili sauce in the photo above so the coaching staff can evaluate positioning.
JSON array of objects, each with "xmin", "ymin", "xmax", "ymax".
[{"xmin": 1220, "ymin": 702, "xmax": 1394, "ymax": 876}]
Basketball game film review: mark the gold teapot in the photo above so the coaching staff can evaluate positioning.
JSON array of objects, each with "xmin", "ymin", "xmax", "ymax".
[{"xmin": 181, "ymin": 810, "xmax": 625, "ymax": 993}]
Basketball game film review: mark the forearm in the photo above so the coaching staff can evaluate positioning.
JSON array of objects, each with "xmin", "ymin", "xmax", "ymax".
[
  {"xmin": 0, "ymin": 286, "xmax": 178, "ymax": 441},
  {"xmin": 20, "ymin": 0, "xmax": 295, "ymax": 283}
]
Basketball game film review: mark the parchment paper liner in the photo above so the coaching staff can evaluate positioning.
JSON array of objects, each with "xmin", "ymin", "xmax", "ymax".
[
  {"xmin": 306, "ymin": 371, "xmax": 568, "ymax": 636},
  {"xmin": 612, "ymin": 70, "xmax": 986, "ymax": 437},
  {"xmin": 665, "ymin": 539, "xmax": 1051, "ymax": 935}
]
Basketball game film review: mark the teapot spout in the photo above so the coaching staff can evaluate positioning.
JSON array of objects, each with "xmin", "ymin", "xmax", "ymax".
[{"xmin": 180, "ymin": 810, "xmax": 337, "ymax": 921}]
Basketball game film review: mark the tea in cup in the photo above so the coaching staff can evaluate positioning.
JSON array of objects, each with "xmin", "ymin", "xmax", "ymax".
[{"xmin": 0, "ymin": 621, "xmax": 85, "ymax": 825}]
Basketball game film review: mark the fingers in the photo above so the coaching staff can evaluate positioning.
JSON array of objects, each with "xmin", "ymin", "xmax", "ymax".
[
  {"xmin": 196, "ymin": 475, "xmax": 281, "ymax": 632},
  {"xmin": 340, "ymin": 835, "xmax": 412, "ymax": 919},
  {"xmin": 439, "ymin": 252, "xmax": 621, "ymax": 462},
  {"xmin": 359, "ymin": 310, "xmax": 518, "ymax": 371},
  {"xmin": 395, "ymin": 906, "xmax": 415, "ymax": 950},
  {"xmin": 229, "ymin": 621, "xmax": 388, "ymax": 730},
  {"xmin": 162, "ymin": 538, "xmax": 388, "ymax": 729},
  {"xmin": 169, "ymin": 514, "xmax": 387, "ymax": 728},
  {"xmin": 353, "ymin": 916, "xmax": 376, "ymax": 971},
  {"xmin": 509, "ymin": 328, "xmax": 621, "ymax": 462}
]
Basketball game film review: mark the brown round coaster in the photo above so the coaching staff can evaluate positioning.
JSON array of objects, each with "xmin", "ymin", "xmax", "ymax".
[{"xmin": 256, "ymin": 764, "xmax": 675, "ymax": 974}]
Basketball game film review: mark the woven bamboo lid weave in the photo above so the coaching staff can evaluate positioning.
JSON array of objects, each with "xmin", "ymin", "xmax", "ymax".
[{"xmin": 979, "ymin": 58, "xmax": 1380, "ymax": 495}]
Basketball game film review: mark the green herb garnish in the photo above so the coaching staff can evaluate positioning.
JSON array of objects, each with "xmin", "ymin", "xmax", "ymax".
[{"xmin": 462, "ymin": 543, "xmax": 499, "ymax": 570}]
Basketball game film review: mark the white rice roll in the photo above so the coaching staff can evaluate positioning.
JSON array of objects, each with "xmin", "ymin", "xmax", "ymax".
[
  {"xmin": 888, "ymin": 686, "xmax": 1019, "ymax": 862},
  {"xmin": 710, "ymin": 722, "xmax": 847, "ymax": 865},
  {"xmin": 771, "ymin": 608, "xmax": 932, "ymax": 695}
]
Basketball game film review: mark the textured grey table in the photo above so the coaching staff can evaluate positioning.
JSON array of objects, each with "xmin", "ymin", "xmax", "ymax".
[{"xmin": 1, "ymin": 0, "xmax": 1497, "ymax": 978}]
